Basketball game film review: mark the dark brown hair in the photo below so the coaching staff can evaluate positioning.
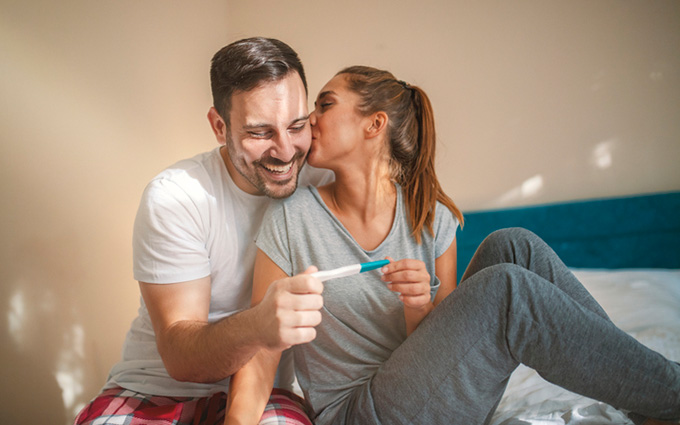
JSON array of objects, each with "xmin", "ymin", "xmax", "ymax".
[
  {"xmin": 210, "ymin": 37, "xmax": 307, "ymax": 125},
  {"xmin": 337, "ymin": 66, "xmax": 463, "ymax": 242}
]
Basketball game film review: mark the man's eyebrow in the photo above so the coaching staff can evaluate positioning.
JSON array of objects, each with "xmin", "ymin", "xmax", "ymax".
[
  {"xmin": 242, "ymin": 123, "xmax": 271, "ymax": 131},
  {"xmin": 291, "ymin": 114, "xmax": 311, "ymax": 125},
  {"xmin": 242, "ymin": 114, "xmax": 310, "ymax": 131}
]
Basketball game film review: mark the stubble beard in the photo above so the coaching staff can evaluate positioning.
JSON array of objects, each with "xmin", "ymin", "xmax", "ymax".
[
  {"xmin": 225, "ymin": 138, "xmax": 307, "ymax": 200},
  {"xmin": 252, "ymin": 153, "xmax": 306, "ymax": 199}
]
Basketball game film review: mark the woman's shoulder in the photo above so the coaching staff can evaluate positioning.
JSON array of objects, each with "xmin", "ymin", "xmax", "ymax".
[
  {"xmin": 433, "ymin": 200, "xmax": 460, "ymax": 233},
  {"xmin": 258, "ymin": 186, "xmax": 326, "ymax": 247},
  {"xmin": 435, "ymin": 200, "xmax": 458, "ymax": 220},
  {"xmin": 268, "ymin": 185, "xmax": 320, "ymax": 213}
]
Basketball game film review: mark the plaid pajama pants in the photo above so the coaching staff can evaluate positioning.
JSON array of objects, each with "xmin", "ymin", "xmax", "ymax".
[{"xmin": 74, "ymin": 387, "xmax": 312, "ymax": 425}]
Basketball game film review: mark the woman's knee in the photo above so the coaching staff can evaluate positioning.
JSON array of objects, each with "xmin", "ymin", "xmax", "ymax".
[
  {"xmin": 484, "ymin": 227, "xmax": 538, "ymax": 246},
  {"xmin": 473, "ymin": 228, "xmax": 530, "ymax": 258},
  {"xmin": 461, "ymin": 263, "xmax": 528, "ymax": 293}
]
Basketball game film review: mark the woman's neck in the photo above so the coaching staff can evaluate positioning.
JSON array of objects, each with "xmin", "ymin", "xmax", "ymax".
[
  {"xmin": 319, "ymin": 158, "xmax": 397, "ymax": 251},
  {"xmin": 327, "ymin": 158, "xmax": 393, "ymax": 213}
]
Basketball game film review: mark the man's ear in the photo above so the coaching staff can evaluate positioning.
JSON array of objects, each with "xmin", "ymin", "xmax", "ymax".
[
  {"xmin": 365, "ymin": 111, "xmax": 388, "ymax": 139},
  {"xmin": 207, "ymin": 107, "xmax": 228, "ymax": 145}
]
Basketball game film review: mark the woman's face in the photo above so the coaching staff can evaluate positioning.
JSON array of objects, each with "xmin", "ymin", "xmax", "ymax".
[{"xmin": 308, "ymin": 74, "xmax": 370, "ymax": 168}]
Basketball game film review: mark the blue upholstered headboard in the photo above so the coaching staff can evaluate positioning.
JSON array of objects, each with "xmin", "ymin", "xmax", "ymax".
[{"xmin": 456, "ymin": 191, "xmax": 680, "ymax": 281}]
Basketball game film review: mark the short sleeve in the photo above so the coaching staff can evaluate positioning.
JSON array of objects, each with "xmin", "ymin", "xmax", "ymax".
[
  {"xmin": 132, "ymin": 178, "xmax": 211, "ymax": 283},
  {"xmin": 433, "ymin": 202, "xmax": 459, "ymax": 258},
  {"xmin": 255, "ymin": 200, "xmax": 294, "ymax": 276}
]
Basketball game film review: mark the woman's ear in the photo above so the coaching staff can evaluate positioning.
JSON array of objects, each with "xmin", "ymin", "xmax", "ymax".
[{"xmin": 365, "ymin": 111, "xmax": 388, "ymax": 139}]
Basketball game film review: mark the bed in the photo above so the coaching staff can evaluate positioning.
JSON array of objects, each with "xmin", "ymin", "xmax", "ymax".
[{"xmin": 455, "ymin": 191, "xmax": 680, "ymax": 425}]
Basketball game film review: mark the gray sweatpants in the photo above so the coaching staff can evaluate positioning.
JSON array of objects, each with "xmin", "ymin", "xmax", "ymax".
[{"xmin": 341, "ymin": 228, "xmax": 680, "ymax": 425}]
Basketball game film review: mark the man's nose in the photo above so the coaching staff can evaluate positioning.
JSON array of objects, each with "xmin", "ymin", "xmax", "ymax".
[{"xmin": 270, "ymin": 133, "xmax": 296, "ymax": 162}]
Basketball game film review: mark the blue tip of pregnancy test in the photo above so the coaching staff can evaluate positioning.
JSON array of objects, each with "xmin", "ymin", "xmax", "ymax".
[{"xmin": 359, "ymin": 259, "xmax": 390, "ymax": 273}]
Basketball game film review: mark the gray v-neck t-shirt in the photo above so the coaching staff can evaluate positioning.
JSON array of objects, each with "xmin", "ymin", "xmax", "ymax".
[{"xmin": 256, "ymin": 185, "xmax": 458, "ymax": 424}]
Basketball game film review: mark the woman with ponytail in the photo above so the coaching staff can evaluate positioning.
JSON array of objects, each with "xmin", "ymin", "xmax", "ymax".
[{"xmin": 225, "ymin": 67, "xmax": 679, "ymax": 425}]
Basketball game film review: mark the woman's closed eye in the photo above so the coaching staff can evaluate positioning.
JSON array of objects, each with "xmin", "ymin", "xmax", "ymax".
[{"xmin": 317, "ymin": 102, "xmax": 333, "ymax": 112}]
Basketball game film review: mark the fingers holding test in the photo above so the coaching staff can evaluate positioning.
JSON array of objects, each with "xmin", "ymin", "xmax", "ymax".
[
  {"xmin": 381, "ymin": 258, "xmax": 430, "ymax": 285},
  {"xmin": 284, "ymin": 269, "xmax": 324, "ymax": 295},
  {"xmin": 381, "ymin": 257, "xmax": 431, "ymax": 308},
  {"xmin": 258, "ymin": 268, "xmax": 325, "ymax": 350}
]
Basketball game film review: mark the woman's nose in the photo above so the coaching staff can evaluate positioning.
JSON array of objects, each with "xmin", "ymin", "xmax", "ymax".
[{"xmin": 309, "ymin": 110, "xmax": 317, "ymax": 126}]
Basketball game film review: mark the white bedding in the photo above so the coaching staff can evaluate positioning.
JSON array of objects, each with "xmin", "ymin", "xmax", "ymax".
[{"xmin": 491, "ymin": 269, "xmax": 680, "ymax": 425}]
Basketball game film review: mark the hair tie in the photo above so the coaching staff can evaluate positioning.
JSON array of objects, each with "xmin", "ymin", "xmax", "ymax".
[{"xmin": 397, "ymin": 79, "xmax": 411, "ymax": 90}]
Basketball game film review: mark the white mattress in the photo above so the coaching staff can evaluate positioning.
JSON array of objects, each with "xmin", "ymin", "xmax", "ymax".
[{"xmin": 491, "ymin": 269, "xmax": 680, "ymax": 425}]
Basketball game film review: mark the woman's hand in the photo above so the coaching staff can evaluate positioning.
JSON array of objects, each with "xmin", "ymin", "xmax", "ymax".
[
  {"xmin": 381, "ymin": 257, "xmax": 431, "ymax": 310},
  {"xmin": 381, "ymin": 257, "xmax": 433, "ymax": 335}
]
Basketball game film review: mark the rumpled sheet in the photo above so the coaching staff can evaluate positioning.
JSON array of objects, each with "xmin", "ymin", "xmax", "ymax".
[{"xmin": 491, "ymin": 269, "xmax": 680, "ymax": 425}]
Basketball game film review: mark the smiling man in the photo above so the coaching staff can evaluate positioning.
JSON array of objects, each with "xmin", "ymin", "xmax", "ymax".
[
  {"xmin": 210, "ymin": 68, "xmax": 310, "ymax": 199},
  {"xmin": 74, "ymin": 37, "xmax": 331, "ymax": 425}
]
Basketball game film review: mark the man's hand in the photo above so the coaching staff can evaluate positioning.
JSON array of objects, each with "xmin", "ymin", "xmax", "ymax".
[{"xmin": 253, "ymin": 266, "xmax": 324, "ymax": 351}]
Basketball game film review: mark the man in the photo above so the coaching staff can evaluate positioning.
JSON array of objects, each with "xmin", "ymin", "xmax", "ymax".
[{"xmin": 74, "ymin": 37, "xmax": 330, "ymax": 425}]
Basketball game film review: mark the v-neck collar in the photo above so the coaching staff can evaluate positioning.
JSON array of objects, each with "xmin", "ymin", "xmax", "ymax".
[{"xmin": 308, "ymin": 184, "xmax": 402, "ymax": 255}]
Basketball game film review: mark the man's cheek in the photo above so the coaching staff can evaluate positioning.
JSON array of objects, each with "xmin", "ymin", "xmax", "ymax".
[{"xmin": 296, "ymin": 134, "xmax": 312, "ymax": 154}]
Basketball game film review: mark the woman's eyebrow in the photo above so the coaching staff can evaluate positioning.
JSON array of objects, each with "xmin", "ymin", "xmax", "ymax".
[{"xmin": 314, "ymin": 90, "xmax": 336, "ymax": 106}]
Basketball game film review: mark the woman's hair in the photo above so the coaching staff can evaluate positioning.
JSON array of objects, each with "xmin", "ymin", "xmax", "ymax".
[
  {"xmin": 210, "ymin": 37, "xmax": 307, "ymax": 126},
  {"xmin": 337, "ymin": 66, "xmax": 464, "ymax": 242}
]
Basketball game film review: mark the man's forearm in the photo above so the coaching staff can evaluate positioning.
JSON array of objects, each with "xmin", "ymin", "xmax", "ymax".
[{"xmin": 157, "ymin": 306, "xmax": 264, "ymax": 383}]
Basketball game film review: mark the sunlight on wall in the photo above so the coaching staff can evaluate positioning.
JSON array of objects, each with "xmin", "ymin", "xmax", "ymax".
[
  {"xmin": 56, "ymin": 324, "xmax": 86, "ymax": 417},
  {"xmin": 8, "ymin": 288, "xmax": 25, "ymax": 348},
  {"xmin": 592, "ymin": 139, "xmax": 618, "ymax": 170},
  {"xmin": 493, "ymin": 175, "xmax": 546, "ymax": 208},
  {"xmin": 5, "ymin": 276, "xmax": 90, "ymax": 422}
]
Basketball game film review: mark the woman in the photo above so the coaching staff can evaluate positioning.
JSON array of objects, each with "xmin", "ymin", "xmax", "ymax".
[{"xmin": 225, "ymin": 66, "xmax": 680, "ymax": 425}]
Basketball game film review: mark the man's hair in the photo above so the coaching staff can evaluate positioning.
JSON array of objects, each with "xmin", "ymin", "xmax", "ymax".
[{"xmin": 210, "ymin": 37, "xmax": 307, "ymax": 126}]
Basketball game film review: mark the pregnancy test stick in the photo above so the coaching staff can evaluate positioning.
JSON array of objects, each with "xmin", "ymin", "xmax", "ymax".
[{"xmin": 310, "ymin": 260, "xmax": 390, "ymax": 282}]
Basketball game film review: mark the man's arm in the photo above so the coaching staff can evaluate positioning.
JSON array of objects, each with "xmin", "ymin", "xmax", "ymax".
[
  {"xmin": 140, "ymin": 276, "xmax": 263, "ymax": 382},
  {"xmin": 140, "ymin": 258, "xmax": 324, "ymax": 384}
]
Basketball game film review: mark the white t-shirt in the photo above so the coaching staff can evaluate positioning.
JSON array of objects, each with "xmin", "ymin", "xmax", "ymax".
[{"xmin": 104, "ymin": 147, "xmax": 332, "ymax": 397}]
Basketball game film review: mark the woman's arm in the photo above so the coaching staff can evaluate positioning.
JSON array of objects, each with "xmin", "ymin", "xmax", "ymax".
[
  {"xmin": 382, "ymin": 239, "xmax": 458, "ymax": 335},
  {"xmin": 225, "ymin": 250, "xmax": 323, "ymax": 425},
  {"xmin": 433, "ymin": 240, "xmax": 457, "ymax": 306},
  {"xmin": 225, "ymin": 348, "xmax": 281, "ymax": 425},
  {"xmin": 225, "ymin": 250, "xmax": 286, "ymax": 425}
]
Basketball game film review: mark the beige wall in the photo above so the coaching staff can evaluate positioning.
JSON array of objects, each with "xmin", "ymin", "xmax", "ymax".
[
  {"xmin": 1, "ymin": 1, "xmax": 227, "ymax": 422},
  {"xmin": 227, "ymin": 0, "xmax": 680, "ymax": 209},
  {"xmin": 1, "ymin": 0, "xmax": 678, "ymax": 423}
]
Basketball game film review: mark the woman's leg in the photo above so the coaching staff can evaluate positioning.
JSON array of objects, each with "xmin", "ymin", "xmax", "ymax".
[
  {"xmin": 346, "ymin": 263, "xmax": 680, "ymax": 425},
  {"xmin": 462, "ymin": 227, "xmax": 609, "ymax": 320}
]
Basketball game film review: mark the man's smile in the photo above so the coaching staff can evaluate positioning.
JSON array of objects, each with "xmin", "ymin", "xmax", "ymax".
[{"xmin": 261, "ymin": 161, "xmax": 293, "ymax": 174}]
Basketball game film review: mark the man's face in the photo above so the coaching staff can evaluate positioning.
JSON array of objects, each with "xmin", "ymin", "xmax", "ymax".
[{"xmin": 219, "ymin": 72, "xmax": 311, "ymax": 199}]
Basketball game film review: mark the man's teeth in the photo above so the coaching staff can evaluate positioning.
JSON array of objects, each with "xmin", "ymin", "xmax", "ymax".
[{"xmin": 263, "ymin": 162, "xmax": 293, "ymax": 173}]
